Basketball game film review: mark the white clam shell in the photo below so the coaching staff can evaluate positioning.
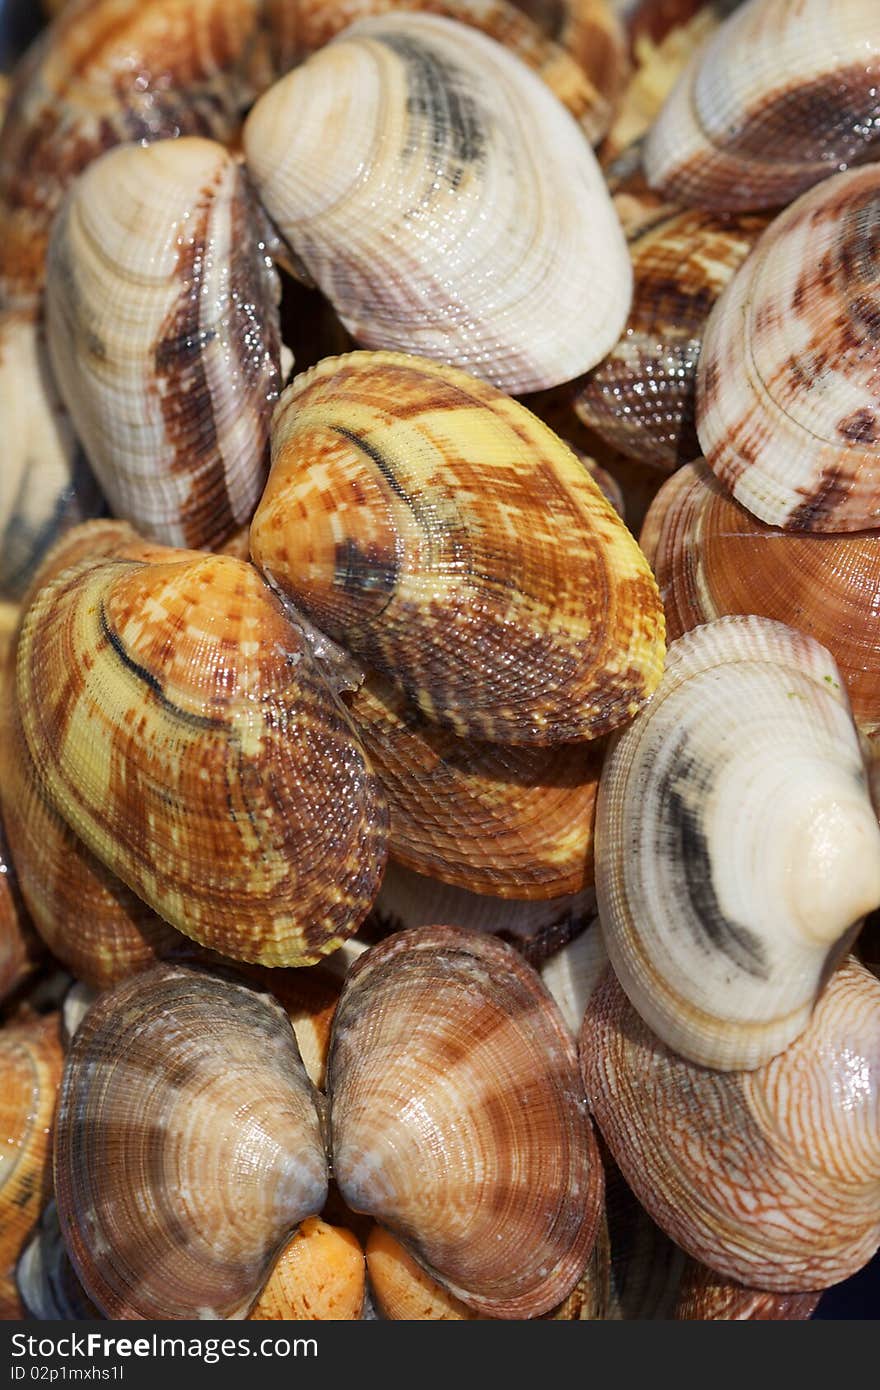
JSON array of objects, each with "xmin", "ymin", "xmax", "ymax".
[
  {"xmin": 243, "ymin": 13, "xmax": 631, "ymax": 393},
  {"xmin": 597, "ymin": 614, "xmax": 880, "ymax": 1070},
  {"xmin": 45, "ymin": 137, "xmax": 282, "ymax": 550},
  {"xmin": 644, "ymin": 0, "xmax": 880, "ymax": 211}
]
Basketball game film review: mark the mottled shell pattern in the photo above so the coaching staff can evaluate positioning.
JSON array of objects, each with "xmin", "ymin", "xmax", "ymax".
[
  {"xmin": 645, "ymin": 0, "xmax": 880, "ymax": 211},
  {"xmin": 46, "ymin": 138, "xmax": 282, "ymax": 551},
  {"xmin": 328, "ymin": 928, "xmax": 602, "ymax": 1318},
  {"xmin": 248, "ymin": 1218, "xmax": 366, "ymax": 1321},
  {"xmin": 573, "ymin": 206, "xmax": 767, "ymax": 471},
  {"xmin": 348, "ymin": 672, "xmax": 603, "ymax": 897},
  {"xmin": 596, "ymin": 615, "xmax": 880, "ymax": 1070},
  {"xmin": 55, "ymin": 965, "xmax": 329, "ymax": 1320},
  {"xmin": 250, "ymin": 352, "xmax": 665, "ymax": 745},
  {"xmin": 641, "ymin": 461, "xmax": 880, "ymax": 734},
  {"xmin": 0, "ymin": 819, "xmax": 42, "ymax": 1002},
  {"xmin": 55, "ymin": 934, "xmax": 603, "ymax": 1320},
  {"xmin": 243, "ymin": 15, "xmax": 632, "ymax": 393},
  {"xmin": 582, "ymin": 961, "xmax": 880, "ymax": 1290},
  {"xmin": 15, "ymin": 551, "xmax": 388, "ymax": 966},
  {"xmin": 0, "ymin": 1013, "xmax": 64, "ymax": 1318},
  {"xmin": 698, "ymin": 165, "xmax": 880, "ymax": 532}
]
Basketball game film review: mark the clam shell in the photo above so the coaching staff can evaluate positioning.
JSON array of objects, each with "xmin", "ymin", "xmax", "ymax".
[
  {"xmin": 573, "ymin": 207, "xmax": 766, "ymax": 471},
  {"xmin": 673, "ymin": 1262, "xmax": 821, "ymax": 1321},
  {"xmin": 366, "ymin": 1226, "xmax": 484, "ymax": 1320},
  {"xmin": 46, "ymin": 138, "xmax": 282, "ymax": 551},
  {"xmin": 15, "ymin": 553, "xmax": 388, "ymax": 966},
  {"xmin": 249, "ymin": 1218, "xmax": 365, "ymax": 1321},
  {"xmin": 697, "ymin": 166, "xmax": 880, "ymax": 532},
  {"xmin": 582, "ymin": 960, "xmax": 880, "ymax": 1290},
  {"xmin": 0, "ymin": 817, "xmax": 42, "ymax": 1002},
  {"xmin": 641, "ymin": 460, "xmax": 880, "ymax": 733},
  {"xmin": 348, "ymin": 672, "xmax": 602, "ymax": 897},
  {"xmin": 597, "ymin": 615, "xmax": 880, "ymax": 1070},
  {"xmin": 0, "ymin": 1013, "xmax": 64, "ymax": 1318},
  {"xmin": 328, "ymin": 926, "xmax": 603, "ymax": 1318},
  {"xmin": 0, "ymin": 311, "xmax": 104, "ymax": 601},
  {"xmin": 243, "ymin": 14, "xmax": 632, "ymax": 393},
  {"xmin": 54, "ymin": 963, "xmax": 329, "ymax": 1320},
  {"xmin": 251, "ymin": 352, "xmax": 665, "ymax": 745},
  {"xmin": 644, "ymin": 0, "xmax": 880, "ymax": 211}
]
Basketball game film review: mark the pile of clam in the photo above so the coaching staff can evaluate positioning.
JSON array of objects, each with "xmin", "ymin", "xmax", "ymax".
[{"xmin": 0, "ymin": 0, "xmax": 878, "ymax": 1323}]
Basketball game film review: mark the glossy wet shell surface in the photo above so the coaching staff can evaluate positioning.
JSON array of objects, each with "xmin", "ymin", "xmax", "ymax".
[
  {"xmin": 328, "ymin": 926, "xmax": 603, "ymax": 1318},
  {"xmin": 54, "ymin": 964, "xmax": 329, "ymax": 1319},
  {"xmin": 597, "ymin": 615, "xmax": 880, "ymax": 1070},
  {"xmin": 46, "ymin": 138, "xmax": 281, "ymax": 551},
  {"xmin": 243, "ymin": 14, "xmax": 631, "ymax": 393},
  {"xmin": 697, "ymin": 165, "xmax": 880, "ymax": 531},
  {"xmin": 644, "ymin": 0, "xmax": 880, "ymax": 211},
  {"xmin": 641, "ymin": 461, "xmax": 880, "ymax": 734},
  {"xmin": 582, "ymin": 962, "xmax": 880, "ymax": 1291},
  {"xmin": 251, "ymin": 352, "xmax": 665, "ymax": 745},
  {"xmin": 15, "ymin": 552, "xmax": 387, "ymax": 965}
]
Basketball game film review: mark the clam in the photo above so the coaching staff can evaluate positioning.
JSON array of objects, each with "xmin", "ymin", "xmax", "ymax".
[
  {"xmin": 249, "ymin": 1219, "xmax": 366, "ymax": 1321},
  {"xmin": 573, "ymin": 207, "xmax": 767, "ymax": 471},
  {"xmin": 327, "ymin": 928, "xmax": 602, "ymax": 1318},
  {"xmin": 597, "ymin": 615, "xmax": 880, "ymax": 1070},
  {"xmin": 697, "ymin": 165, "xmax": 880, "ymax": 532},
  {"xmin": 0, "ymin": 1012, "xmax": 64, "ymax": 1318},
  {"xmin": 250, "ymin": 352, "xmax": 665, "ymax": 745},
  {"xmin": 0, "ymin": 312, "xmax": 103, "ymax": 601},
  {"xmin": 54, "ymin": 933, "xmax": 602, "ymax": 1319},
  {"xmin": 641, "ymin": 460, "xmax": 880, "ymax": 733},
  {"xmin": 14, "ymin": 551, "xmax": 388, "ymax": 966},
  {"xmin": 644, "ymin": 0, "xmax": 880, "ymax": 211},
  {"xmin": 582, "ymin": 960, "xmax": 880, "ymax": 1290},
  {"xmin": 0, "ymin": 818, "xmax": 42, "ymax": 1003},
  {"xmin": 17, "ymin": 1201, "xmax": 99, "ymax": 1322},
  {"xmin": 243, "ymin": 15, "xmax": 632, "ymax": 393},
  {"xmin": 673, "ymin": 1262, "xmax": 821, "ymax": 1321},
  {"xmin": 46, "ymin": 138, "xmax": 283, "ymax": 552},
  {"xmin": 55, "ymin": 965, "xmax": 329, "ymax": 1320},
  {"xmin": 347, "ymin": 672, "xmax": 603, "ymax": 897}
]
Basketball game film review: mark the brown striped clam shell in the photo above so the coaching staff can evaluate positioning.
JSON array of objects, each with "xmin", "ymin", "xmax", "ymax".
[
  {"xmin": 697, "ymin": 165, "xmax": 880, "ymax": 531},
  {"xmin": 582, "ymin": 961, "xmax": 880, "ymax": 1291},
  {"xmin": 597, "ymin": 615, "xmax": 880, "ymax": 1070},
  {"xmin": 243, "ymin": 15, "xmax": 632, "ymax": 393},
  {"xmin": 0, "ymin": 818, "xmax": 43, "ymax": 1003},
  {"xmin": 641, "ymin": 460, "xmax": 880, "ymax": 734},
  {"xmin": 328, "ymin": 926, "xmax": 603, "ymax": 1318},
  {"xmin": 644, "ymin": 0, "xmax": 880, "ymax": 211},
  {"xmin": 55, "ymin": 964, "xmax": 329, "ymax": 1320},
  {"xmin": 0, "ymin": 1012, "xmax": 64, "ymax": 1319},
  {"xmin": 15, "ymin": 552, "xmax": 388, "ymax": 967},
  {"xmin": 46, "ymin": 138, "xmax": 282, "ymax": 552},
  {"xmin": 347, "ymin": 672, "xmax": 603, "ymax": 897},
  {"xmin": 573, "ymin": 207, "xmax": 767, "ymax": 471},
  {"xmin": 250, "ymin": 352, "xmax": 665, "ymax": 746}
]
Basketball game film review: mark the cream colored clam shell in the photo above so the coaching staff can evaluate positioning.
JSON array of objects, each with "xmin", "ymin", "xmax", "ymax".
[
  {"xmin": 0, "ymin": 313, "xmax": 101, "ymax": 598},
  {"xmin": 45, "ymin": 137, "xmax": 282, "ymax": 550},
  {"xmin": 597, "ymin": 615, "xmax": 880, "ymax": 1071},
  {"xmin": 243, "ymin": 14, "xmax": 631, "ymax": 393},
  {"xmin": 644, "ymin": 0, "xmax": 880, "ymax": 211}
]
